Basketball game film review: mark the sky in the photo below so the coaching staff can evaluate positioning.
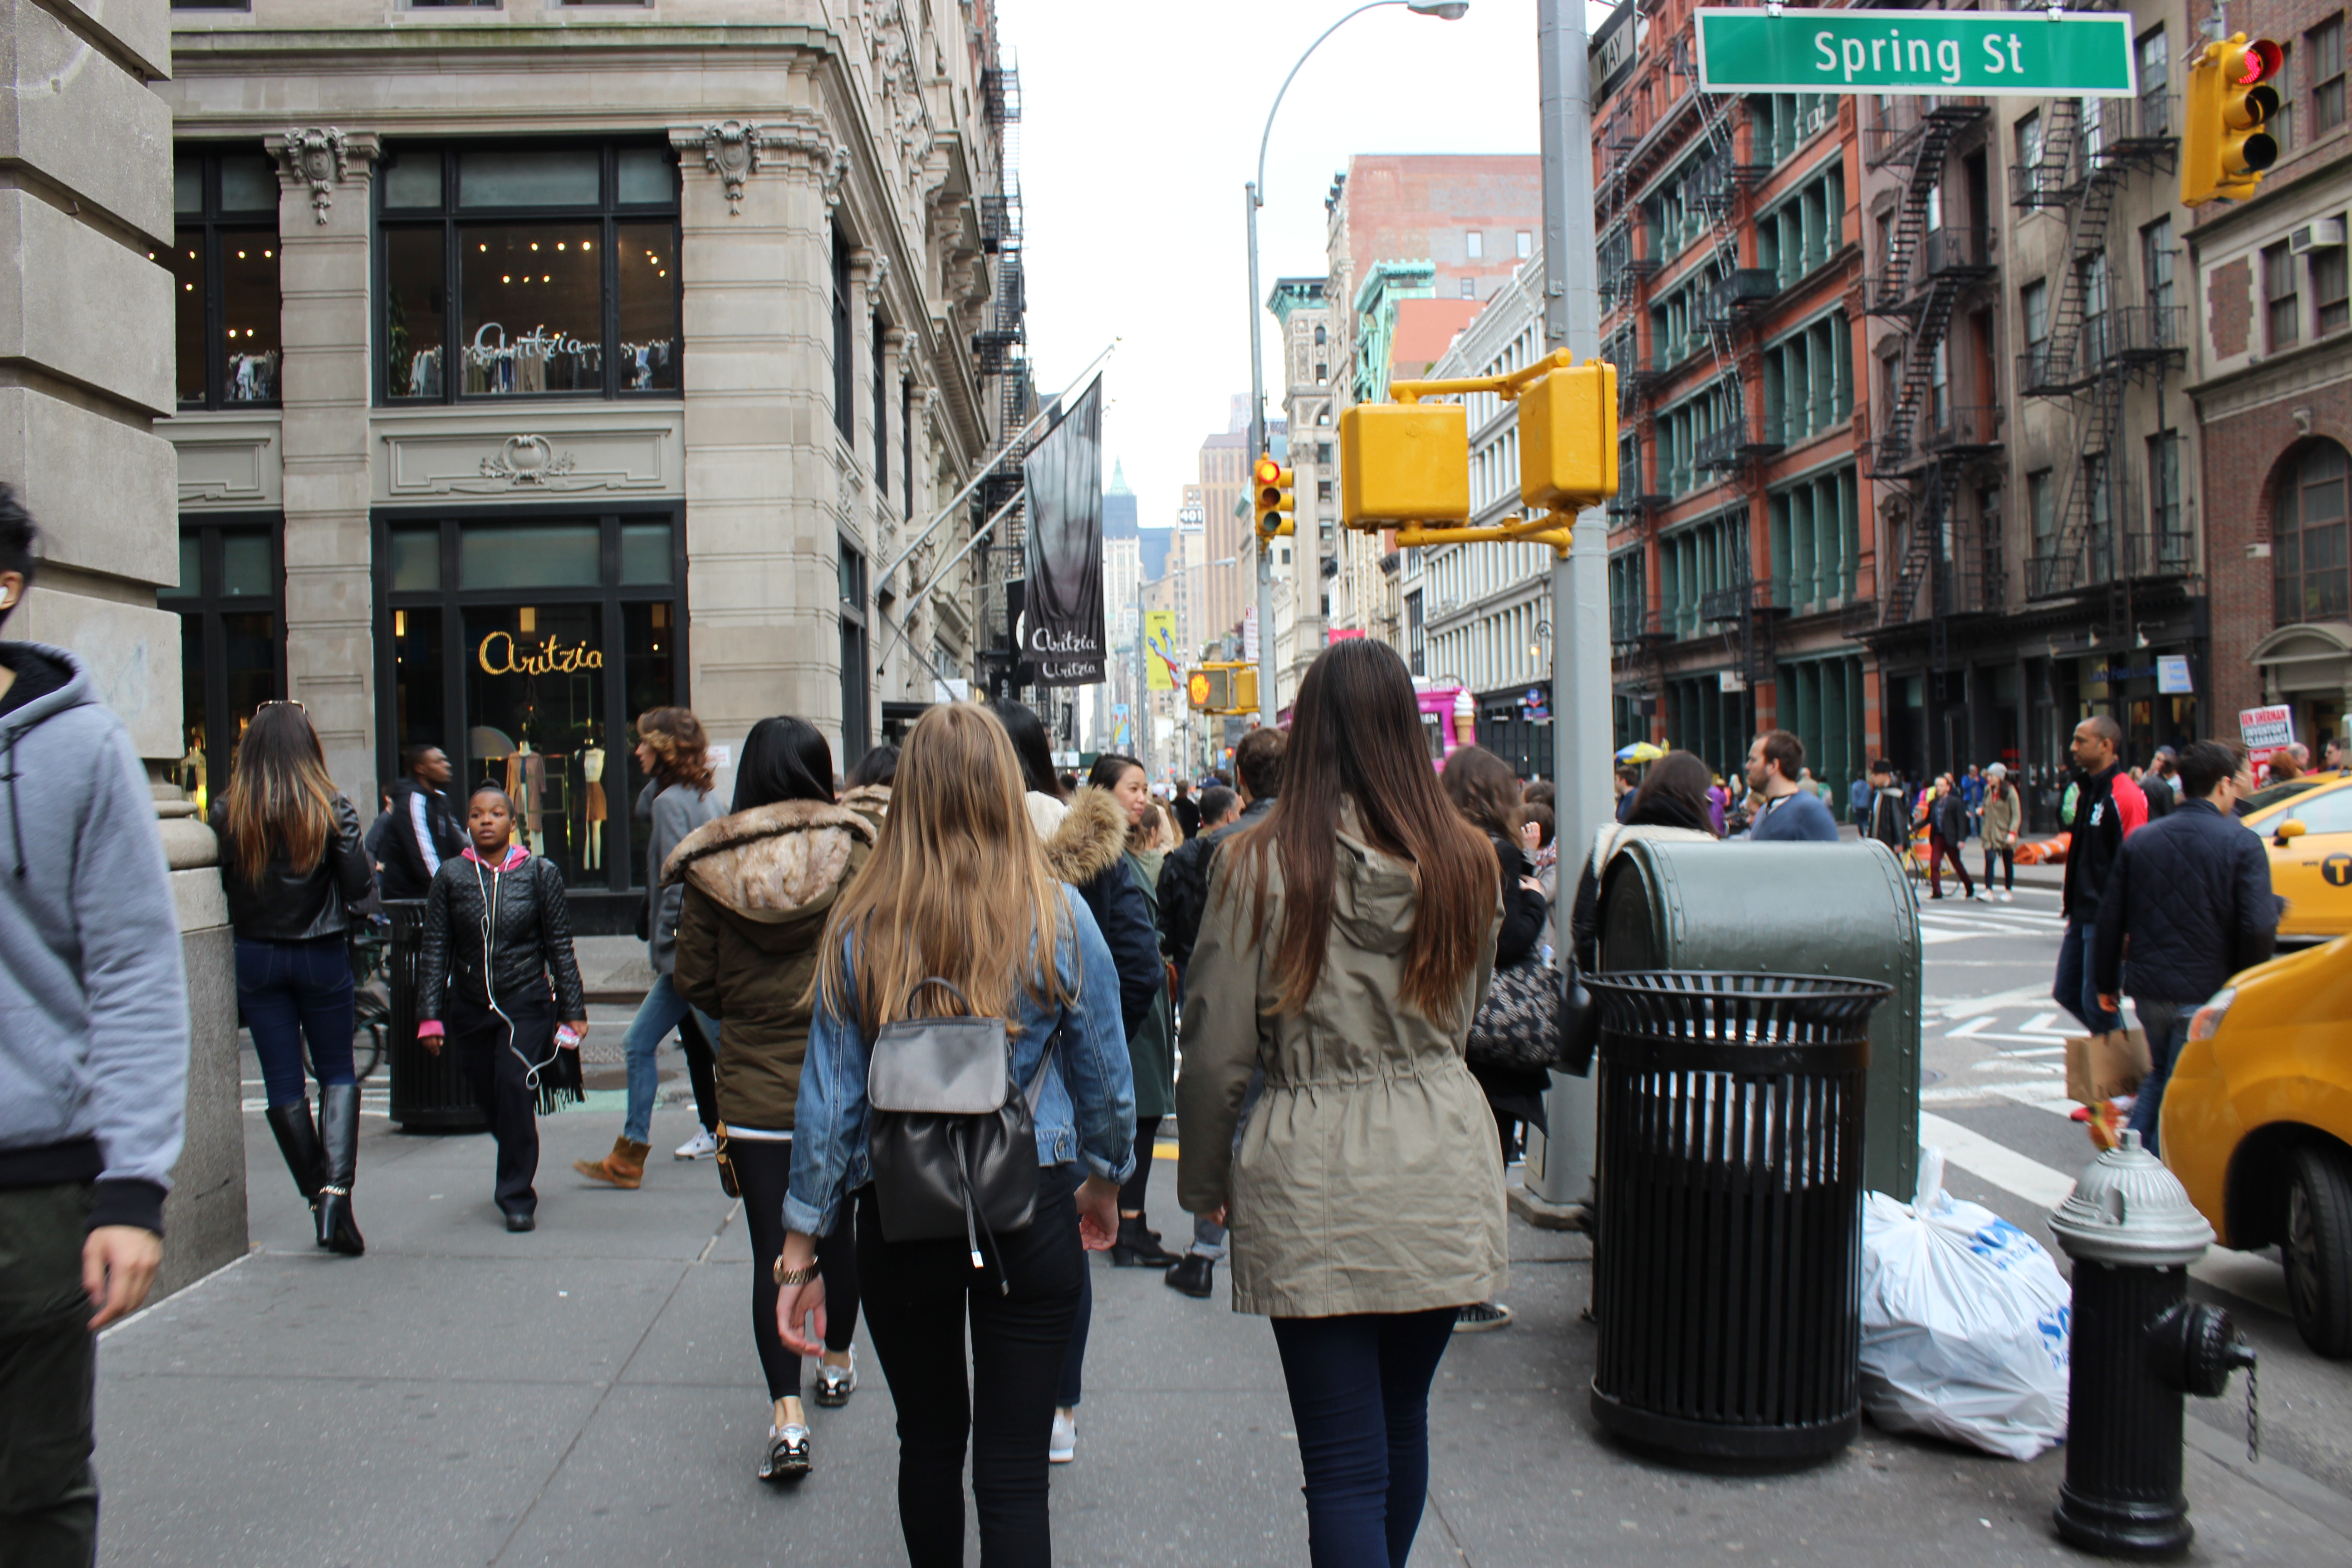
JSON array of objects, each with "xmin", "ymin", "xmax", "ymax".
[{"xmin": 992, "ymin": 0, "xmax": 1609, "ymax": 534}]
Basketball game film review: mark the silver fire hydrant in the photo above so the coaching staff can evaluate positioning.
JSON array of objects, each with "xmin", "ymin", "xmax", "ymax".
[{"xmin": 2047, "ymin": 1130, "xmax": 2257, "ymax": 1558}]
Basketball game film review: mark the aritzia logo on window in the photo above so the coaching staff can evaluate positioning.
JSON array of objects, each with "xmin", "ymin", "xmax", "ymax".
[{"xmin": 477, "ymin": 631, "xmax": 603, "ymax": 676}]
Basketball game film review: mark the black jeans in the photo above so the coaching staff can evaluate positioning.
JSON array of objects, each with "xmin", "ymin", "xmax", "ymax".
[
  {"xmin": 1269, "ymin": 1309, "xmax": 1460, "ymax": 1568},
  {"xmin": 857, "ymin": 1162, "xmax": 1084, "ymax": 1568},
  {"xmin": 447, "ymin": 990, "xmax": 548, "ymax": 1218},
  {"xmin": 1981, "ymin": 843, "xmax": 2015, "ymax": 891},
  {"xmin": 730, "ymin": 1136, "xmax": 859, "ymax": 1401},
  {"xmin": 0, "ymin": 1182, "xmax": 98, "ymax": 1568}
]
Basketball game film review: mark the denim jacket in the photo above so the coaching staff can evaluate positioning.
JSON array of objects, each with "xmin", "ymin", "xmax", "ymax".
[{"xmin": 783, "ymin": 886, "xmax": 1138, "ymax": 1238}]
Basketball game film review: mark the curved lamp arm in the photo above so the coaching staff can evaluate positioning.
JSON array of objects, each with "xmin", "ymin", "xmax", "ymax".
[{"xmin": 1255, "ymin": 1, "xmax": 1469, "ymax": 203}]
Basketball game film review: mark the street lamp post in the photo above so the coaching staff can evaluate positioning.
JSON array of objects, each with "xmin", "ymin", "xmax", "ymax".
[{"xmin": 1245, "ymin": 0, "xmax": 1468, "ymax": 727}]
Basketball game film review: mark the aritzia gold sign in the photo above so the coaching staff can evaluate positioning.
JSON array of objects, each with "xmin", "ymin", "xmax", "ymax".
[{"xmin": 477, "ymin": 631, "xmax": 604, "ymax": 676}]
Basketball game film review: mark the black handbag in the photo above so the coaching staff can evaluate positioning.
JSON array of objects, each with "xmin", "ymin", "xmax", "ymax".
[
  {"xmin": 865, "ymin": 977, "xmax": 1057, "ymax": 1277},
  {"xmin": 1556, "ymin": 950, "xmax": 1603, "ymax": 1077},
  {"xmin": 1465, "ymin": 951, "xmax": 1560, "ymax": 1076}
]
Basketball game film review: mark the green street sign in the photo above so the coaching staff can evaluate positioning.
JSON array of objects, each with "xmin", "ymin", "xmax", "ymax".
[{"xmin": 1695, "ymin": 8, "xmax": 2137, "ymax": 98}]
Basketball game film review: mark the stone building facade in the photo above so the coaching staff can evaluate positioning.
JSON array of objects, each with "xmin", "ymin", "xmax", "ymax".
[{"xmin": 161, "ymin": 0, "xmax": 1021, "ymax": 927}]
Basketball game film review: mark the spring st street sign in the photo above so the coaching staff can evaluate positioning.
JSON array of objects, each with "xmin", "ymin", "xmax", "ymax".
[{"xmin": 1695, "ymin": 9, "xmax": 2137, "ymax": 98}]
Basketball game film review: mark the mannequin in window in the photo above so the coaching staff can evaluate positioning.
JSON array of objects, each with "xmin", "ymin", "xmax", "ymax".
[
  {"xmin": 506, "ymin": 739, "xmax": 547, "ymax": 856},
  {"xmin": 581, "ymin": 745, "xmax": 606, "ymax": 871}
]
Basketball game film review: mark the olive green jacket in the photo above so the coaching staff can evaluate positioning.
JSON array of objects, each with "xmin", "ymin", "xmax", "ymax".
[
  {"xmin": 1176, "ymin": 810, "xmax": 1508, "ymax": 1317},
  {"xmin": 665, "ymin": 800, "xmax": 874, "ymax": 1132},
  {"xmin": 1982, "ymin": 781, "xmax": 2023, "ymax": 845}
]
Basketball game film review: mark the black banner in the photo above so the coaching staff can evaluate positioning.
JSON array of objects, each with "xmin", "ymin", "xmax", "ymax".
[{"xmin": 1020, "ymin": 377, "xmax": 1105, "ymax": 687}]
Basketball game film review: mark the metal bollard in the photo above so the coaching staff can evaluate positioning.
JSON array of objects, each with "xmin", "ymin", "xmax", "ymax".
[{"xmin": 2048, "ymin": 1130, "xmax": 2257, "ymax": 1558}]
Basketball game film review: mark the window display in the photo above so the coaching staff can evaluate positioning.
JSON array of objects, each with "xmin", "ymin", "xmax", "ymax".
[
  {"xmin": 163, "ymin": 520, "xmax": 285, "ymax": 812},
  {"xmin": 162, "ymin": 150, "xmax": 282, "ymax": 409}
]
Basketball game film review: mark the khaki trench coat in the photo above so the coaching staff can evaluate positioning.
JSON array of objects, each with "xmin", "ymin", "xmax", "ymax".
[{"xmin": 1176, "ymin": 813, "xmax": 1508, "ymax": 1317}]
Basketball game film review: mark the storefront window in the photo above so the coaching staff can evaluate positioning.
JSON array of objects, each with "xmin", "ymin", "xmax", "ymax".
[
  {"xmin": 378, "ymin": 142, "xmax": 680, "ymax": 404},
  {"xmin": 162, "ymin": 519, "xmax": 286, "ymax": 812},
  {"xmin": 2276, "ymin": 440, "xmax": 2351, "ymax": 623},
  {"xmin": 379, "ymin": 510, "xmax": 683, "ymax": 894},
  {"xmin": 161, "ymin": 149, "xmax": 281, "ymax": 409}
]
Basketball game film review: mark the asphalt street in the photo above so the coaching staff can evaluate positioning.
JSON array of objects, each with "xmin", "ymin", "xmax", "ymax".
[{"xmin": 89, "ymin": 862, "xmax": 2352, "ymax": 1566}]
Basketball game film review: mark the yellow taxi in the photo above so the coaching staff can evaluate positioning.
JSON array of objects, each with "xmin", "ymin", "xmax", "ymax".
[
  {"xmin": 2162, "ymin": 935, "xmax": 2352, "ymax": 1357},
  {"xmin": 2242, "ymin": 774, "xmax": 2352, "ymax": 942}
]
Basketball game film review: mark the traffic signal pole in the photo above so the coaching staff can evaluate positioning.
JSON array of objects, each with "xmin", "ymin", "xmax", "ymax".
[
  {"xmin": 1246, "ymin": 183, "xmax": 1279, "ymax": 726},
  {"xmin": 1533, "ymin": 0, "xmax": 1607, "ymax": 1214}
]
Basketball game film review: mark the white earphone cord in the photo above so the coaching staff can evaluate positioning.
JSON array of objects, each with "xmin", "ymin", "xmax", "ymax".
[{"xmin": 473, "ymin": 856, "xmax": 564, "ymax": 1094}]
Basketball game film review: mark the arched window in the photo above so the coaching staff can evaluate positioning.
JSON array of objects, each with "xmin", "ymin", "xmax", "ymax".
[
  {"xmin": 2275, "ymin": 440, "xmax": 2350, "ymax": 623},
  {"xmin": 1313, "ymin": 324, "xmax": 1327, "ymax": 346}
]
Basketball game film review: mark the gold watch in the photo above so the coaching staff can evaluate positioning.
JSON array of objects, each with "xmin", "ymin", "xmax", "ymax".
[{"xmin": 773, "ymin": 1258, "xmax": 820, "ymax": 1288}]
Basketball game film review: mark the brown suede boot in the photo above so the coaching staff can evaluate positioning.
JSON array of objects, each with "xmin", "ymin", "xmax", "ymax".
[{"xmin": 574, "ymin": 1136, "xmax": 651, "ymax": 1190}]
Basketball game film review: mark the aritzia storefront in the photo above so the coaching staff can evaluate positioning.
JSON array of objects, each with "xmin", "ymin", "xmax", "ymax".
[{"xmin": 374, "ymin": 506, "xmax": 686, "ymax": 930}]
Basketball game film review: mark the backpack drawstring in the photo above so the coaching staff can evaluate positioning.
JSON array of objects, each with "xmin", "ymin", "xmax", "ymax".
[{"xmin": 3, "ymin": 727, "xmax": 24, "ymax": 877}]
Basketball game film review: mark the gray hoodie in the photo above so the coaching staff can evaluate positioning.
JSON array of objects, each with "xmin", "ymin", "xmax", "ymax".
[{"xmin": 0, "ymin": 643, "xmax": 189, "ymax": 1234}]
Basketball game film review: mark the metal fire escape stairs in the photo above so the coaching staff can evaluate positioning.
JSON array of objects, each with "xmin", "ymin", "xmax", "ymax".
[{"xmin": 973, "ymin": 65, "xmax": 1034, "ymax": 697}]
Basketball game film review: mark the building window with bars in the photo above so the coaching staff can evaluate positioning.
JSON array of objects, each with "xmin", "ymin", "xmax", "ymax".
[
  {"xmin": 2265, "ymin": 242, "xmax": 2302, "ymax": 350},
  {"xmin": 2276, "ymin": 441, "xmax": 2351, "ymax": 622},
  {"xmin": 2315, "ymin": 17, "xmax": 2347, "ymax": 136},
  {"xmin": 2148, "ymin": 432, "xmax": 2185, "ymax": 572}
]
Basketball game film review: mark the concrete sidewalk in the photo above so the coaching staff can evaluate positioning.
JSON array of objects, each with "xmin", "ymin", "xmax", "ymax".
[{"xmin": 92, "ymin": 1101, "xmax": 2350, "ymax": 1567}]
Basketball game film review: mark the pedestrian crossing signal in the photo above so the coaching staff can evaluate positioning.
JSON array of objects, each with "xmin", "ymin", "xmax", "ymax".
[{"xmin": 1187, "ymin": 663, "xmax": 1257, "ymax": 714}]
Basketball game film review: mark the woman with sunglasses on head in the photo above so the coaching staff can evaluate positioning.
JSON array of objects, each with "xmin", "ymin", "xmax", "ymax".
[
  {"xmin": 415, "ymin": 784, "xmax": 588, "ymax": 1232},
  {"xmin": 664, "ymin": 716, "xmax": 873, "ymax": 1482},
  {"xmin": 1179, "ymin": 638, "xmax": 1506, "ymax": 1568},
  {"xmin": 213, "ymin": 701, "xmax": 376, "ymax": 1254},
  {"xmin": 773, "ymin": 703, "xmax": 1134, "ymax": 1568}
]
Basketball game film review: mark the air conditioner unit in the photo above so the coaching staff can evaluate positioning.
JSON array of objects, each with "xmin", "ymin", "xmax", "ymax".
[{"xmin": 2290, "ymin": 219, "xmax": 2347, "ymax": 254}]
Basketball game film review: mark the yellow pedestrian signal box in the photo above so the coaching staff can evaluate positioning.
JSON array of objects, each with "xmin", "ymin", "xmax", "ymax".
[
  {"xmin": 1338, "ymin": 402, "xmax": 1470, "ymax": 528},
  {"xmin": 1252, "ymin": 454, "xmax": 1294, "ymax": 543},
  {"xmin": 1518, "ymin": 358, "xmax": 1620, "ymax": 512},
  {"xmin": 1187, "ymin": 662, "xmax": 1258, "ymax": 715},
  {"xmin": 2184, "ymin": 34, "xmax": 2282, "ymax": 206}
]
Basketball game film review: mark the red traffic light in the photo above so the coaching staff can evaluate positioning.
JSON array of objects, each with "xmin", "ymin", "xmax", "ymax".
[
  {"xmin": 2239, "ymin": 38, "xmax": 2283, "ymax": 84},
  {"xmin": 1252, "ymin": 454, "xmax": 1282, "ymax": 488}
]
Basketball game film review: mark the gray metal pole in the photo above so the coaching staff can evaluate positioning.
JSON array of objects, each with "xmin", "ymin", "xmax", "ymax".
[
  {"xmin": 1137, "ymin": 573, "xmax": 1151, "ymax": 777},
  {"xmin": 1534, "ymin": 0, "xmax": 1608, "ymax": 1214},
  {"xmin": 1246, "ymin": 182, "xmax": 1278, "ymax": 725}
]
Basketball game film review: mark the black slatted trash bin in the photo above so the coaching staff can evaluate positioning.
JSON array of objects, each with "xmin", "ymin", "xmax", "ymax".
[
  {"xmin": 384, "ymin": 898, "xmax": 486, "ymax": 1132},
  {"xmin": 1586, "ymin": 971, "xmax": 1891, "ymax": 1468}
]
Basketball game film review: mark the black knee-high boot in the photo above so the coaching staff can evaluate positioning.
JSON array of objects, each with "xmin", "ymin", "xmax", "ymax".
[
  {"xmin": 265, "ymin": 1100, "xmax": 325, "ymax": 1210},
  {"xmin": 315, "ymin": 1083, "xmax": 365, "ymax": 1256}
]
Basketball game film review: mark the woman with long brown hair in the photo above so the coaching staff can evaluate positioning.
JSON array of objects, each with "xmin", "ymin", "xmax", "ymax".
[
  {"xmin": 1178, "ymin": 638, "xmax": 1505, "ymax": 1568},
  {"xmin": 772, "ymin": 702, "xmax": 1134, "ymax": 1568},
  {"xmin": 212, "ymin": 701, "xmax": 375, "ymax": 1254}
]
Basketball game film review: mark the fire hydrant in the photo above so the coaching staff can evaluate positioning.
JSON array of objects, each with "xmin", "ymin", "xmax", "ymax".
[{"xmin": 2048, "ymin": 1129, "xmax": 2257, "ymax": 1558}]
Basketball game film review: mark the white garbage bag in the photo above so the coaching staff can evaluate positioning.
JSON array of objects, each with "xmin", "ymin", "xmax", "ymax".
[{"xmin": 1858, "ymin": 1147, "xmax": 2072, "ymax": 1460}]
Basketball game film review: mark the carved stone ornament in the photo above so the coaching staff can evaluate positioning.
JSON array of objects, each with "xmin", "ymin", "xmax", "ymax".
[
  {"xmin": 696, "ymin": 120, "xmax": 764, "ymax": 216},
  {"xmin": 481, "ymin": 435, "xmax": 577, "ymax": 487},
  {"xmin": 865, "ymin": 253, "xmax": 892, "ymax": 317},
  {"xmin": 275, "ymin": 127, "xmax": 352, "ymax": 225}
]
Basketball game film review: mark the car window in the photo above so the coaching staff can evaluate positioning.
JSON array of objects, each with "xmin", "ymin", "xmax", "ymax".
[
  {"xmin": 2244, "ymin": 779, "xmax": 2325, "ymax": 814},
  {"xmin": 2250, "ymin": 784, "xmax": 2352, "ymax": 836}
]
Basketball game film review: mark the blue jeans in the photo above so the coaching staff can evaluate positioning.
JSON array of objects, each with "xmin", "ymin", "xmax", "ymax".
[
  {"xmin": 2053, "ymin": 920, "xmax": 2122, "ymax": 1035},
  {"xmin": 235, "ymin": 936, "xmax": 355, "ymax": 1107},
  {"xmin": 622, "ymin": 974, "xmax": 719, "ymax": 1143},
  {"xmin": 1269, "ymin": 1309, "xmax": 1460, "ymax": 1568},
  {"xmin": 2127, "ymin": 1002, "xmax": 2190, "ymax": 1156}
]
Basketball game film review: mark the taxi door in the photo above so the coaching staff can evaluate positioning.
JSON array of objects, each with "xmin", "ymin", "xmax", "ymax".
[{"xmin": 2254, "ymin": 781, "xmax": 2352, "ymax": 940}]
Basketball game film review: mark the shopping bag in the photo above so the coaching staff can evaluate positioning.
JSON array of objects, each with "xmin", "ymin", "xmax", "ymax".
[
  {"xmin": 1859, "ymin": 1149, "xmax": 2072, "ymax": 1461},
  {"xmin": 2063, "ymin": 1029, "xmax": 2147, "ymax": 1106}
]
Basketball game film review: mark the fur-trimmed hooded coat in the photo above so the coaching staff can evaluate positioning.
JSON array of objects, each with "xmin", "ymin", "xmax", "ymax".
[
  {"xmin": 1043, "ymin": 787, "xmax": 1160, "ymax": 1050},
  {"xmin": 664, "ymin": 799, "xmax": 875, "ymax": 1131}
]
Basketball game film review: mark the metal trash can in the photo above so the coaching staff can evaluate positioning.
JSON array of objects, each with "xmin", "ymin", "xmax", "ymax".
[
  {"xmin": 384, "ymin": 898, "xmax": 485, "ymax": 1132},
  {"xmin": 1586, "ymin": 970, "xmax": 1891, "ymax": 1467}
]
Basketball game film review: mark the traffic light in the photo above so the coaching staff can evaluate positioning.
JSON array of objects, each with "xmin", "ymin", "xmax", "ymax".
[
  {"xmin": 2184, "ymin": 33, "xmax": 2282, "ymax": 206},
  {"xmin": 1518, "ymin": 357, "xmax": 1619, "ymax": 512},
  {"xmin": 1252, "ymin": 454, "xmax": 1294, "ymax": 542},
  {"xmin": 1337, "ymin": 402, "xmax": 1470, "ymax": 528}
]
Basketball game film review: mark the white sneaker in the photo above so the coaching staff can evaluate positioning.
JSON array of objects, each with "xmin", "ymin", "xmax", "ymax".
[
  {"xmin": 1997, "ymin": 888, "xmax": 2013, "ymax": 903},
  {"xmin": 1049, "ymin": 1408, "xmax": 1076, "ymax": 1463},
  {"xmin": 675, "ymin": 1128, "xmax": 718, "ymax": 1161}
]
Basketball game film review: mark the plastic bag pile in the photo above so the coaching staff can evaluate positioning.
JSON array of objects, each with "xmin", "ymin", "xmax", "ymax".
[{"xmin": 1859, "ymin": 1148, "xmax": 2072, "ymax": 1460}]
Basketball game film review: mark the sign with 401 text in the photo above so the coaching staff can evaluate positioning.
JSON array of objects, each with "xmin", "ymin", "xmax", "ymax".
[{"xmin": 1696, "ymin": 9, "xmax": 2137, "ymax": 98}]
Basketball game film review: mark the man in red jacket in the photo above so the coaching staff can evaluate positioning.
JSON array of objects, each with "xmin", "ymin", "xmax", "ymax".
[{"xmin": 2053, "ymin": 715, "xmax": 2146, "ymax": 1038}]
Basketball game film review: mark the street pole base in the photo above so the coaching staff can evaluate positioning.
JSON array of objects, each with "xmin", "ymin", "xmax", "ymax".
[
  {"xmin": 1506, "ymin": 1183, "xmax": 1591, "ymax": 1234},
  {"xmin": 1591, "ymin": 1386, "xmax": 1857, "ymax": 1472},
  {"xmin": 2054, "ymin": 1486, "xmax": 2194, "ymax": 1559}
]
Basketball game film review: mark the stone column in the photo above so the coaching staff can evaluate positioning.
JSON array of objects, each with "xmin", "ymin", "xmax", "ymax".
[
  {"xmin": 671, "ymin": 115, "xmax": 849, "ymax": 757},
  {"xmin": 154, "ymin": 802, "xmax": 245, "ymax": 1296},
  {"xmin": 265, "ymin": 127, "xmax": 382, "ymax": 801}
]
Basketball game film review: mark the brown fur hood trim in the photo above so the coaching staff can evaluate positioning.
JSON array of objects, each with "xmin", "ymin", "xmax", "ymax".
[
  {"xmin": 839, "ymin": 783, "xmax": 891, "ymax": 820},
  {"xmin": 1044, "ymin": 786, "xmax": 1130, "ymax": 887},
  {"xmin": 660, "ymin": 799, "xmax": 874, "ymax": 919}
]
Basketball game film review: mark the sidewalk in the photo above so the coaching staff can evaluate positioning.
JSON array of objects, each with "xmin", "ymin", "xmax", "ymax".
[{"xmin": 92, "ymin": 1102, "xmax": 2352, "ymax": 1567}]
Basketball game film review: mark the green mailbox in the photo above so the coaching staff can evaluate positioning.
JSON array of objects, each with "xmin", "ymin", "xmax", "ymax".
[{"xmin": 1597, "ymin": 838, "xmax": 1923, "ymax": 1201}]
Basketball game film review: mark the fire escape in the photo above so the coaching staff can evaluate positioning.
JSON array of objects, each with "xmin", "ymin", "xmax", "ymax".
[
  {"xmin": 972, "ymin": 64, "xmax": 1037, "ymax": 701},
  {"xmin": 1852, "ymin": 93, "xmax": 2000, "ymax": 680},
  {"xmin": 2012, "ymin": 84, "xmax": 2186, "ymax": 632}
]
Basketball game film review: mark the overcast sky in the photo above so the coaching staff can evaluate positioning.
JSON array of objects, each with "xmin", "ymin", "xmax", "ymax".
[{"xmin": 992, "ymin": 0, "xmax": 1611, "ymax": 534}]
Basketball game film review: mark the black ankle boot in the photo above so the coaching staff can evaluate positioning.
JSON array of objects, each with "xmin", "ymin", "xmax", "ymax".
[
  {"xmin": 315, "ymin": 1083, "xmax": 365, "ymax": 1256},
  {"xmin": 264, "ymin": 1100, "xmax": 325, "ymax": 1210},
  {"xmin": 1109, "ymin": 1215, "xmax": 1181, "ymax": 1268}
]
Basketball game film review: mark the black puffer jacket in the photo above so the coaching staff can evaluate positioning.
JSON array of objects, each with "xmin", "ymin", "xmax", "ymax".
[
  {"xmin": 1158, "ymin": 794, "xmax": 1273, "ymax": 968},
  {"xmin": 417, "ymin": 850, "xmax": 587, "ymax": 1020},
  {"xmin": 213, "ymin": 795, "xmax": 373, "ymax": 942},
  {"xmin": 2091, "ymin": 799, "xmax": 2282, "ymax": 1005}
]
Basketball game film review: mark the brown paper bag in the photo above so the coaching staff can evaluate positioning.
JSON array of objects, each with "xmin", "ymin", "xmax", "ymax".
[{"xmin": 2064, "ymin": 1031, "xmax": 2146, "ymax": 1106}]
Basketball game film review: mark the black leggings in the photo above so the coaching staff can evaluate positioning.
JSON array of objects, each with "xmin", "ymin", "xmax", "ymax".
[
  {"xmin": 858, "ymin": 1164, "xmax": 1085, "ymax": 1568},
  {"xmin": 1117, "ymin": 1116, "xmax": 1159, "ymax": 1214},
  {"xmin": 731, "ymin": 1137, "xmax": 859, "ymax": 1402}
]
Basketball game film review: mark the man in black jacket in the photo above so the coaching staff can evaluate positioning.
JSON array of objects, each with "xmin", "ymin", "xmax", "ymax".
[
  {"xmin": 1158, "ymin": 728, "xmax": 1284, "ymax": 972},
  {"xmin": 2056, "ymin": 716, "xmax": 2146, "ymax": 1038},
  {"xmin": 2092, "ymin": 740, "xmax": 2278, "ymax": 1154},
  {"xmin": 378, "ymin": 745, "xmax": 464, "ymax": 900}
]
